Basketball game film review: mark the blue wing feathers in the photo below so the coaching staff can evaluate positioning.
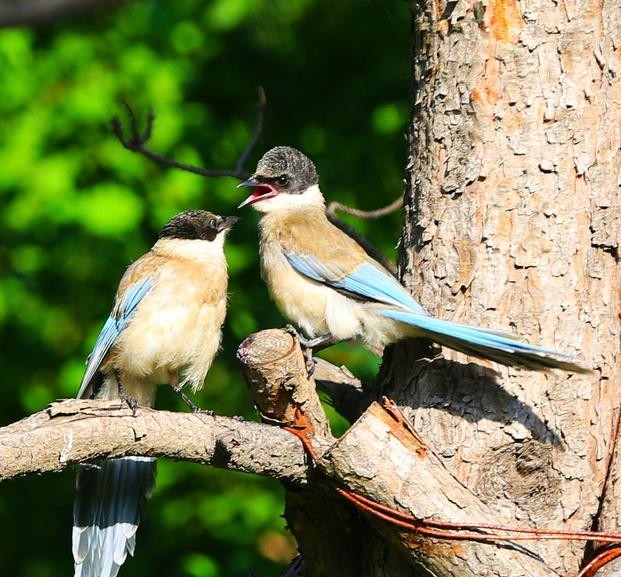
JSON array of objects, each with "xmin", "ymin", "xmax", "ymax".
[
  {"xmin": 113, "ymin": 277, "xmax": 154, "ymax": 320},
  {"xmin": 77, "ymin": 277, "xmax": 154, "ymax": 398},
  {"xmin": 285, "ymin": 254, "xmax": 426, "ymax": 314},
  {"xmin": 284, "ymin": 253, "xmax": 326, "ymax": 283},
  {"xmin": 333, "ymin": 262, "xmax": 427, "ymax": 314}
]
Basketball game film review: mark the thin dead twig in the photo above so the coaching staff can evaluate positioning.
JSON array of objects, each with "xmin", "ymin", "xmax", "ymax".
[
  {"xmin": 111, "ymin": 87, "xmax": 267, "ymax": 180},
  {"xmin": 327, "ymin": 196, "xmax": 403, "ymax": 220},
  {"xmin": 326, "ymin": 193, "xmax": 403, "ymax": 275}
]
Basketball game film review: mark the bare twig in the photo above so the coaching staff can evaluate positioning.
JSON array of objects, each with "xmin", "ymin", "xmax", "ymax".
[
  {"xmin": 327, "ymin": 196, "xmax": 404, "ymax": 220},
  {"xmin": 111, "ymin": 87, "xmax": 267, "ymax": 180},
  {"xmin": 111, "ymin": 90, "xmax": 400, "ymax": 273},
  {"xmin": 235, "ymin": 86, "xmax": 266, "ymax": 174},
  {"xmin": 326, "ymin": 197, "xmax": 403, "ymax": 274}
]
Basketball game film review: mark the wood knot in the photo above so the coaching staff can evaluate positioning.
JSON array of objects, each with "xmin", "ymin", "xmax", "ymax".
[{"xmin": 478, "ymin": 440, "xmax": 559, "ymax": 517}]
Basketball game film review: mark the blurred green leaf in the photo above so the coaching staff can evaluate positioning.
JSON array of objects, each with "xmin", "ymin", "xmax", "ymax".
[
  {"xmin": 78, "ymin": 183, "xmax": 144, "ymax": 236},
  {"xmin": 183, "ymin": 553, "xmax": 219, "ymax": 577},
  {"xmin": 372, "ymin": 102, "xmax": 407, "ymax": 135}
]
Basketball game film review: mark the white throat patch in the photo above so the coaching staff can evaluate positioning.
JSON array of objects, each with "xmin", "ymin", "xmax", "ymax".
[
  {"xmin": 252, "ymin": 184, "xmax": 325, "ymax": 213},
  {"xmin": 152, "ymin": 233, "xmax": 226, "ymax": 261}
]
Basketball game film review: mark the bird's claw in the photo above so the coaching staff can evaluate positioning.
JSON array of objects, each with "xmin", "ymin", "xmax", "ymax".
[
  {"xmin": 283, "ymin": 325, "xmax": 329, "ymax": 376},
  {"xmin": 285, "ymin": 325, "xmax": 313, "ymax": 374},
  {"xmin": 115, "ymin": 370, "xmax": 139, "ymax": 414},
  {"xmin": 120, "ymin": 394, "xmax": 139, "ymax": 415},
  {"xmin": 303, "ymin": 349, "xmax": 316, "ymax": 376},
  {"xmin": 285, "ymin": 324, "xmax": 307, "ymax": 345}
]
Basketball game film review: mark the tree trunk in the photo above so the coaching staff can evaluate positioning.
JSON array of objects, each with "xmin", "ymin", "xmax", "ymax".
[{"xmin": 379, "ymin": 0, "xmax": 620, "ymax": 575}]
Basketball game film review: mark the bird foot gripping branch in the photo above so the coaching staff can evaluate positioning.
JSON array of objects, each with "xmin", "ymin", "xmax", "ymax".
[{"xmin": 237, "ymin": 329, "xmax": 621, "ymax": 577}]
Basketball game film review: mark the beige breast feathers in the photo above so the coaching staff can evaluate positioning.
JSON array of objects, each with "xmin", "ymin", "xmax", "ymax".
[{"xmin": 111, "ymin": 252, "xmax": 228, "ymax": 392}]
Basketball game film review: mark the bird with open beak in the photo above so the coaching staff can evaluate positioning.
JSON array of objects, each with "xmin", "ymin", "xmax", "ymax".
[{"xmin": 238, "ymin": 145, "xmax": 587, "ymax": 373}]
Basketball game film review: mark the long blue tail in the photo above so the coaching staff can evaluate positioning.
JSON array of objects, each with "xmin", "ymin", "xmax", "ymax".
[
  {"xmin": 380, "ymin": 309, "xmax": 588, "ymax": 373},
  {"xmin": 73, "ymin": 456, "xmax": 156, "ymax": 577}
]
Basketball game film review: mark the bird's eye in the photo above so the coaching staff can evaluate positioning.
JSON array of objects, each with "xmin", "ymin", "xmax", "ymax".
[{"xmin": 277, "ymin": 175, "xmax": 289, "ymax": 186}]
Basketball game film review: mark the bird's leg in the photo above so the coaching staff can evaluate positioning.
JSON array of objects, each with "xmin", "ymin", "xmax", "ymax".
[
  {"xmin": 168, "ymin": 371, "xmax": 212, "ymax": 415},
  {"xmin": 284, "ymin": 325, "xmax": 334, "ymax": 375},
  {"xmin": 114, "ymin": 369, "xmax": 139, "ymax": 414},
  {"xmin": 285, "ymin": 324, "xmax": 334, "ymax": 349}
]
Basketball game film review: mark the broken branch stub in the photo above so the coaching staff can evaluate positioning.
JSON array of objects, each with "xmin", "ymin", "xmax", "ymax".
[
  {"xmin": 237, "ymin": 328, "xmax": 332, "ymax": 444},
  {"xmin": 237, "ymin": 329, "xmax": 366, "ymax": 577}
]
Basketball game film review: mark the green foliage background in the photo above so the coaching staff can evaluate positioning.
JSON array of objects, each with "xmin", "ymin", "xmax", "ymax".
[{"xmin": 0, "ymin": 1, "xmax": 410, "ymax": 575}]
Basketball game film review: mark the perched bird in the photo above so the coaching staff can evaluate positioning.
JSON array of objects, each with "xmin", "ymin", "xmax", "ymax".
[
  {"xmin": 73, "ymin": 210, "xmax": 238, "ymax": 577},
  {"xmin": 238, "ymin": 146, "xmax": 586, "ymax": 373}
]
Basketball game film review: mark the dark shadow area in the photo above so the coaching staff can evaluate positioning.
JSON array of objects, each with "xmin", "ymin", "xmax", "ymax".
[{"xmin": 380, "ymin": 340, "xmax": 563, "ymax": 447}]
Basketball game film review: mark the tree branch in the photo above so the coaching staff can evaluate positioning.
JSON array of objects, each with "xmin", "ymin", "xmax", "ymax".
[
  {"xmin": 313, "ymin": 358, "xmax": 374, "ymax": 423},
  {"xmin": 0, "ymin": 399, "xmax": 309, "ymax": 484},
  {"xmin": 0, "ymin": 349, "xmax": 369, "ymax": 485},
  {"xmin": 317, "ymin": 402, "xmax": 558, "ymax": 577},
  {"xmin": 111, "ymin": 89, "xmax": 266, "ymax": 180}
]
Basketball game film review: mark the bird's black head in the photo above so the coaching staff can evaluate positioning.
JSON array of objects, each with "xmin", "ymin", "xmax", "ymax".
[
  {"xmin": 159, "ymin": 210, "xmax": 239, "ymax": 241},
  {"xmin": 238, "ymin": 146, "xmax": 318, "ymax": 208}
]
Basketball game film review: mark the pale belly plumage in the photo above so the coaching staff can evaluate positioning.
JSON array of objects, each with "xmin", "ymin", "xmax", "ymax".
[
  {"xmin": 259, "ymin": 235, "xmax": 407, "ymax": 347},
  {"xmin": 106, "ymin": 259, "xmax": 227, "ymax": 394},
  {"xmin": 260, "ymin": 239, "xmax": 330, "ymax": 338}
]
